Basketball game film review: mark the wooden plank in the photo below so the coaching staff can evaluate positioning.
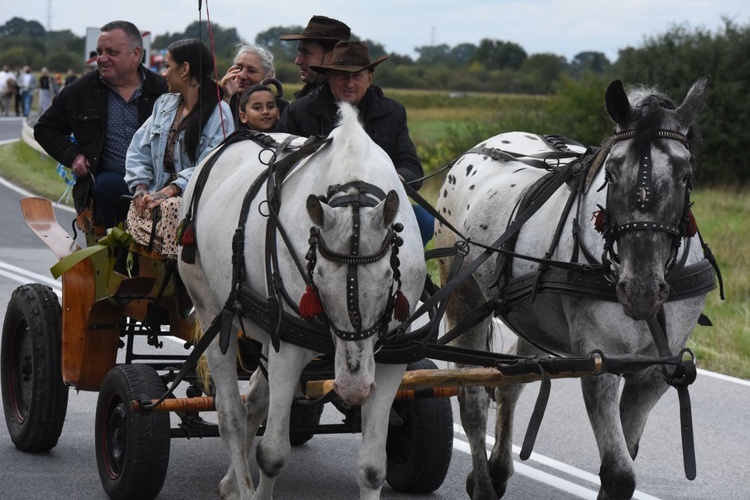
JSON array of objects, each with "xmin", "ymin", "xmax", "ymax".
[
  {"xmin": 302, "ymin": 364, "xmax": 600, "ymax": 400},
  {"xmin": 20, "ymin": 197, "xmax": 81, "ymax": 260}
]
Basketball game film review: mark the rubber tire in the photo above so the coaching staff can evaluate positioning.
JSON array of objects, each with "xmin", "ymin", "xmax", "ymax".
[
  {"xmin": 1, "ymin": 284, "xmax": 68, "ymax": 452},
  {"xmin": 385, "ymin": 359, "xmax": 454, "ymax": 493},
  {"xmin": 95, "ymin": 365, "xmax": 170, "ymax": 500},
  {"xmin": 289, "ymin": 399, "xmax": 324, "ymax": 446}
]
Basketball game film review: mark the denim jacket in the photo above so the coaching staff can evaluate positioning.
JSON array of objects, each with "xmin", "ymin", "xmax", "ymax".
[{"xmin": 125, "ymin": 93, "xmax": 234, "ymax": 193}]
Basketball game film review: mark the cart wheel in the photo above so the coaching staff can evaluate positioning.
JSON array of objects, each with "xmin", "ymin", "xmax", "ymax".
[
  {"xmin": 289, "ymin": 399, "xmax": 324, "ymax": 446},
  {"xmin": 1, "ymin": 284, "xmax": 68, "ymax": 452},
  {"xmin": 386, "ymin": 359, "xmax": 453, "ymax": 493},
  {"xmin": 95, "ymin": 365, "xmax": 170, "ymax": 500}
]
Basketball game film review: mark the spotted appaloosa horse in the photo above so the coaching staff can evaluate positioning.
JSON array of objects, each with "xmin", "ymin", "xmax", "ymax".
[
  {"xmin": 178, "ymin": 103, "xmax": 425, "ymax": 499},
  {"xmin": 435, "ymin": 76, "xmax": 712, "ymax": 499}
]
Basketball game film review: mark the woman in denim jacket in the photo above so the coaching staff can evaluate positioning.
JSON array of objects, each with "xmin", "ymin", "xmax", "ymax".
[{"xmin": 125, "ymin": 39, "xmax": 234, "ymax": 255}]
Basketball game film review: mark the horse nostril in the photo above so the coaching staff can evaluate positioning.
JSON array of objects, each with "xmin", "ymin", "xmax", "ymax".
[{"xmin": 658, "ymin": 280, "xmax": 670, "ymax": 298}]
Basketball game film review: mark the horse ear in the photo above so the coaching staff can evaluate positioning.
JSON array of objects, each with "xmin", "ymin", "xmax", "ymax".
[
  {"xmin": 382, "ymin": 190, "xmax": 400, "ymax": 228},
  {"xmin": 306, "ymin": 194, "xmax": 326, "ymax": 227},
  {"xmin": 675, "ymin": 75, "xmax": 710, "ymax": 130},
  {"xmin": 605, "ymin": 79, "xmax": 631, "ymax": 126}
]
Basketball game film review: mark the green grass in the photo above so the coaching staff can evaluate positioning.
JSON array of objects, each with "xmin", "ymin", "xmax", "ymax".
[
  {"xmin": 0, "ymin": 140, "xmax": 73, "ymax": 205},
  {"xmin": 3, "ymin": 90, "xmax": 747, "ymax": 380},
  {"xmin": 687, "ymin": 189, "xmax": 750, "ymax": 378}
]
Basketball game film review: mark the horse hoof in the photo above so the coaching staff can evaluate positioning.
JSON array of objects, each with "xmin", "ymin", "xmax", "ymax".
[
  {"xmin": 465, "ymin": 470, "xmax": 475, "ymax": 497},
  {"xmin": 491, "ymin": 476, "xmax": 507, "ymax": 498},
  {"xmin": 466, "ymin": 470, "xmax": 501, "ymax": 499}
]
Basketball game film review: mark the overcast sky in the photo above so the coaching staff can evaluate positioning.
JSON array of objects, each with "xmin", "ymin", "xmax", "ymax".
[{"xmin": 3, "ymin": 0, "xmax": 747, "ymax": 62}]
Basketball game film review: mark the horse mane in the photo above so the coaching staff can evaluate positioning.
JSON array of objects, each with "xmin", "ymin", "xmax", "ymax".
[
  {"xmin": 328, "ymin": 103, "xmax": 376, "ymax": 181},
  {"xmin": 627, "ymin": 84, "xmax": 702, "ymax": 166}
]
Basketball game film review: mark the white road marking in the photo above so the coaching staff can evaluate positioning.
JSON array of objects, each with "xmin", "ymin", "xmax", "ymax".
[{"xmin": 453, "ymin": 424, "xmax": 662, "ymax": 499}]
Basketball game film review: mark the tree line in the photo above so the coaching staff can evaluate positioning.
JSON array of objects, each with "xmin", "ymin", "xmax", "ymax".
[{"xmin": 1, "ymin": 16, "xmax": 747, "ymax": 184}]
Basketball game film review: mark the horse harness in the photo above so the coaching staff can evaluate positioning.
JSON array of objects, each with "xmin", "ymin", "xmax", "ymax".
[
  {"xmin": 469, "ymin": 130, "xmax": 720, "ymax": 312},
  {"xmin": 179, "ymin": 129, "xmax": 415, "ymax": 359}
]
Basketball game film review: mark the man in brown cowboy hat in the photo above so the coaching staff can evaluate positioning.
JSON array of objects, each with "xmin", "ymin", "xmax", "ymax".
[
  {"xmin": 279, "ymin": 15, "xmax": 350, "ymax": 99},
  {"xmin": 276, "ymin": 41, "xmax": 433, "ymax": 244}
]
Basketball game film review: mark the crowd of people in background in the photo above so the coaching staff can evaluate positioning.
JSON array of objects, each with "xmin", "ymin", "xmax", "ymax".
[
  {"xmin": 0, "ymin": 64, "xmax": 79, "ymax": 117},
  {"xmin": 28, "ymin": 15, "xmax": 432, "ymax": 254}
]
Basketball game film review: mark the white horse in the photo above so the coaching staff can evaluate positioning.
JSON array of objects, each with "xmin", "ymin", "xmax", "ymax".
[
  {"xmin": 178, "ymin": 103, "xmax": 425, "ymax": 499},
  {"xmin": 435, "ymin": 76, "xmax": 714, "ymax": 499}
]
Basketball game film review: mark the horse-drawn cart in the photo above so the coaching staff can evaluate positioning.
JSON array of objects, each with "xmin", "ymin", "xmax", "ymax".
[{"xmin": 2, "ymin": 77, "xmax": 722, "ymax": 500}]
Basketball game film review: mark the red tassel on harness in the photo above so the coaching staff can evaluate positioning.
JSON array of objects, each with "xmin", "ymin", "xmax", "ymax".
[
  {"xmin": 178, "ymin": 219, "xmax": 196, "ymax": 264},
  {"xmin": 299, "ymin": 284, "xmax": 323, "ymax": 319},
  {"xmin": 593, "ymin": 208, "xmax": 607, "ymax": 233},
  {"xmin": 393, "ymin": 290, "xmax": 410, "ymax": 322},
  {"xmin": 683, "ymin": 210, "xmax": 698, "ymax": 237}
]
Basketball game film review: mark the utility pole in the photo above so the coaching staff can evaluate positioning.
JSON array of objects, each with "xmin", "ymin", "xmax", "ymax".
[
  {"xmin": 430, "ymin": 25, "xmax": 436, "ymax": 46},
  {"xmin": 47, "ymin": 0, "xmax": 52, "ymax": 31}
]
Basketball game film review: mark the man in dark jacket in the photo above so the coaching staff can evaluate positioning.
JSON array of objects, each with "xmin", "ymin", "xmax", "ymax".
[
  {"xmin": 35, "ymin": 20, "xmax": 167, "ymax": 228},
  {"xmin": 275, "ymin": 41, "xmax": 432, "ymax": 242},
  {"xmin": 275, "ymin": 41, "xmax": 423, "ymax": 188},
  {"xmin": 279, "ymin": 15, "xmax": 350, "ymax": 99}
]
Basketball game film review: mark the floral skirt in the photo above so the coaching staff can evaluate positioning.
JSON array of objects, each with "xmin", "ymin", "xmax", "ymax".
[{"xmin": 126, "ymin": 196, "xmax": 182, "ymax": 256}]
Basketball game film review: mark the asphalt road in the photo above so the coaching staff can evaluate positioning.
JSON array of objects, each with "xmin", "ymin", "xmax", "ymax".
[{"xmin": 1, "ymin": 117, "xmax": 748, "ymax": 499}]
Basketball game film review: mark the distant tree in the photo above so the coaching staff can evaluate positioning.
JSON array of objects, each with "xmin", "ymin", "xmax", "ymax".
[
  {"xmin": 0, "ymin": 46, "xmax": 44, "ymax": 68},
  {"xmin": 46, "ymin": 51, "xmax": 82, "ymax": 73},
  {"xmin": 519, "ymin": 53, "xmax": 569, "ymax": 94},
  {"xmin": 152, "ymin": 21, "xmax": 242, "ymax": 60},
  {"xmin": 255, "ymin": 25, "xmax": 302, "ymax": 61},
  {"xmin": 569, "ymin": 51, "xmax": 610, "ymax": 78},
  {"xmin": 613, "ymin": 19, "xmax": 750, "ymax": 185},
  {"xmin": 0, "ymin": 35, "xmax": 47, "ymax": 56},
  {"xmin": 388, "ymin": 53, "xmax": 415, "ymax": 66},
  {"xmin": 473, "ymin": 39, "xmax": 527, "ymax": 70},
  {"xmin": 450, "ymin": 43, "xmax": 477, "ymax": 66},
  {"xmin": 47, "ymin": 30, "xmax": 85, "ymax": 55},
  {"xmin": 0, "ymin": 17, "xmax": 46, "ymax": 38},
  {"xmin": 415, "ymin": 44, "xmax": 452, "ymax": 65},
  {"xmin": 546, "ymin": 73, "xmax": 612, "ymax": 144},
  {"xmin": 152, "ymin": 32, "xmax": 182, "ymax": 50},
  {"xmin": 359, "ymin": 39, "xmax": 387, "ymax": 59}
]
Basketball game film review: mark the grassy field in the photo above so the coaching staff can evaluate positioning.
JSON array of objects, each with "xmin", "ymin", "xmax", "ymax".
[{"xmin": 2, "ymin": 90, "xmax": 747, "ymax": 379}]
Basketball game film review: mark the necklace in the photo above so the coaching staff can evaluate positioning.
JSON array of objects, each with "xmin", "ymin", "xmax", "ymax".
[{"xmin": 174, "ymin": 102, "xmax": 186, "ymax": 129}]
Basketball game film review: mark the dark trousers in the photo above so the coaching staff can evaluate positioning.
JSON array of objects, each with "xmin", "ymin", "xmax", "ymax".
[{"xmin": 94, "ymin": 171, "xmax": 131, "ymax": 228}]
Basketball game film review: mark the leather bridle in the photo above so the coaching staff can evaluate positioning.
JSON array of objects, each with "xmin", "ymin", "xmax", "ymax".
[
  {"xmin": 594, "ymin": 128, "xmax": 696, "ymax": 277},
  {"xmin": 305, "ymin": 181, "xmax": 405, "ymax": 341}
]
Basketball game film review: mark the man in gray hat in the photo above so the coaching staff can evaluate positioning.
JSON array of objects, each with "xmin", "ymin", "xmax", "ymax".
[
  {"xmin": 276, "ymin": 41, "xmax": 433, "ymax": 244},
  {"xmin": 279, "ymin": 15, "xmax": 350, "ymax": 99}
]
